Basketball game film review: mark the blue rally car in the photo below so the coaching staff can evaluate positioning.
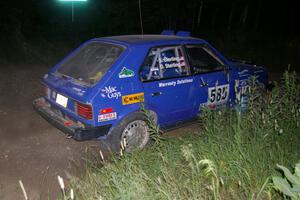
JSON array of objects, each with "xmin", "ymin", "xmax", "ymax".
[{"xmin": 33, "ymin": 31, "xmax": 268, "ymax": 151}]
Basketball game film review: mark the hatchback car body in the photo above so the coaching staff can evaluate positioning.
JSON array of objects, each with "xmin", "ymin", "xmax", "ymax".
[{"xmin": 33, "ymin": 31, "xmax": 268, "ymax": 151}]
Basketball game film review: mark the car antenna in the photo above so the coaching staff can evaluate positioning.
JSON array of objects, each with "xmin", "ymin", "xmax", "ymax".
[{"xmin": 138, "ymin": 0, "xmax": 144, "ymax": 37}]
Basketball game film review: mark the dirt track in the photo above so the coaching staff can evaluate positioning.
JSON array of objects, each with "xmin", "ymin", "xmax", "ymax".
[
  {"xmin": 0, "ymin": 64, "xmax": 282, "ymax": 199},
  {"xmin": 0, "ymin": 65, "xmax": 104, "ymax": 199}
]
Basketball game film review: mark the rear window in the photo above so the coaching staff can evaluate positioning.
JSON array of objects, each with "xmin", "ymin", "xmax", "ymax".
[{"xmin": 57, "ymin": 42, "xmax": 124, "ymax": 85}]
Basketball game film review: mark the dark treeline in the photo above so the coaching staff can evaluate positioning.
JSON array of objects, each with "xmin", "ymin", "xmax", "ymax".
[
  {"xmin": 0, "ymin": 0, "xmax": 299, "ymax": 68},
  {"xmin": 0, "ymin": 0, "xmax": 299, "ymax": 41}
]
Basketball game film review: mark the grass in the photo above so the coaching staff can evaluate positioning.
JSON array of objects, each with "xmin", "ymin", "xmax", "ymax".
[{"xmin": 63, "ymin": 71, "xmax": 300, "ymax": 200}]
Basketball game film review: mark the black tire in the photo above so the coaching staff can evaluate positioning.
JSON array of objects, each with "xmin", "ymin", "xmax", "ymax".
[{"xmin": 107, "ymin": 112, "xmax": 150, "ymax": 153}]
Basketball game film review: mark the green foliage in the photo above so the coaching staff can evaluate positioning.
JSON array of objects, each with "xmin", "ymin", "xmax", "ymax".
[
  {"xmin": 64, "ymin": 71, "xmax": 300, "ymax": 200},
  {"xmin": 141, "ymin": 106, "xmax": 164, "ymax": 145},
  {"xmin": 272, "ymin": 162, "xmax": 300, "ymax": 199}
]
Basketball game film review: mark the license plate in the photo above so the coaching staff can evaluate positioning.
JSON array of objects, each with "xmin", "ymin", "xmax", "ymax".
[{"xmin": 56, "ymin": 93, "xmax": 68, "ymax": 108}]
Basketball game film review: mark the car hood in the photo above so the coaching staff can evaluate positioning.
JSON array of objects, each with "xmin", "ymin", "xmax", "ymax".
[
  {"xmin": 230, "ymin": 60, "xmax": 268, "ymax": 87},
  {"xmin": 230, "ymin": 60, "xmax": 267, "ymax": 77}
]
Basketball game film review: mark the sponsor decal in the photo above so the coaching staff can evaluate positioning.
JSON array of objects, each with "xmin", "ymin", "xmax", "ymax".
[
  {"xmin": 98, "ymin": 112, "xmax": 117, "ymax": 122},
  {"xmin": 240, "ymin": 85, "xmax": 251, "ymax": 96},
  {"xmin": 101, "ymin": 86, "xmax": 121, "ymax": 99},
  {"xmin": 234, "ymin": 79, "xmax": 251, "ymax": 103},
  {"xmin": 238, "ymin": 69, "xmax": 249, "ymax": 77},
  {"xmin": 122, "ymin": 92, "xmax": 144, "ymax": 105},
  {"xmin": 199, "ymin": 102, "xmax": 226, "ymax": 111},
  {"xmin": 254, "ymin": 70, "xmax": 265, "ymax": 74},
  {"xmin": 72, "ymin": 87, "xmax": 86, "ymax": 96},
  {"xmin": 100, "ymin": 107, "xmax": 114, "ymax": 114},
  {"xmin": 119, "ymin": 67, "xmax": 135, "ymax": 78},
  {"xmin": 158, "ymin": 78, "xmax": 193, "ymax": 88},
  {"xmin": 238, "ymin": 69, "xmax": 249, "ymax": 75},
  {"xmin": 159, "ymin": 56, "xmax": 186, "ymax": 69},
  {"xmin": 159, "ymin": 56, "xmax": 184, "ymax": 63},
  {"xmin": 234, "ymin": 79, "xmax": 252, "ymax": 110}
]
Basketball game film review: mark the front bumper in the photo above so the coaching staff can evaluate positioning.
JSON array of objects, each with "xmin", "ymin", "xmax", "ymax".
[{"xmin": 33, "ymin": 97, "xmax": 111, "ymax": 141}]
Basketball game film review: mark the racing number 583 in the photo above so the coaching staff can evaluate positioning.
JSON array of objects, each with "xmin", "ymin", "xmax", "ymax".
[{"xmin": 209, "ymin": 84, "xmax": 229, "ymax": 104}]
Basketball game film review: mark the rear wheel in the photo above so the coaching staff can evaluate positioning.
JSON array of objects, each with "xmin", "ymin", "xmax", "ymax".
[
  {"xmin": 121, "ymin": 120, "xmax": 149, "ymax": 152},
  {"xmin": 108, "ymin": 112, "xmax": 150, "ymax": 152}
]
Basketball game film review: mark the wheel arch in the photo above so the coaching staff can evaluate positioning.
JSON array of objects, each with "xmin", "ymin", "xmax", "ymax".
[{"xmin": 116, "ymin": 108, "xmax": 157, "ymax": 130}]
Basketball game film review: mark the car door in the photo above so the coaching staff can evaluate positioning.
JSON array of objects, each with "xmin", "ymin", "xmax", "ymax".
[
  {"xmin": 140, "ymin": 45, "xmax": 195, "ymax": 126},
  {"xmin": 185, "ymin": 44, "xmax": 232, "ymax": 114}
]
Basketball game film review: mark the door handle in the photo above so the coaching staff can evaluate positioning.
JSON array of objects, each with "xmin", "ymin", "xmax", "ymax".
[{"xmin": 151, "ymin": 92, "xmax": 162, "ymax": 97}]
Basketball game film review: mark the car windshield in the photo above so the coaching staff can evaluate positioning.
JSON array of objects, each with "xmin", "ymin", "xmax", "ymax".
[{"xmin": 57, "ymin": 42, "xmax": 124, "ymax": 85}]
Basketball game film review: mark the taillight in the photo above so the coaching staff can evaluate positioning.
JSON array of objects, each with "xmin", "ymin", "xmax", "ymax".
[{"xmin": 76, "ymin": 102, "xmax": 93, "ymax": 120}]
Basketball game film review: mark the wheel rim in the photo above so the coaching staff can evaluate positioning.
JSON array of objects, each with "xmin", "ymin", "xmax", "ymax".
[{"xmin": 121, "ymin": 120, "xmax": 149, "ymax": 152}]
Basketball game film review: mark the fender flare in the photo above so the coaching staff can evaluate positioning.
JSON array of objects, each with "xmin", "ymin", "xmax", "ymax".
[{"xmin": 109, "ymin": 109, "xmax": 158, "ymax": 136}]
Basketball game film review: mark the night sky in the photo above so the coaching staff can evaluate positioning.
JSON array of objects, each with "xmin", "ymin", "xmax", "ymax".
[{"xmin": 0, "ymin": 0, "xmax": 299, "ymax": 70}]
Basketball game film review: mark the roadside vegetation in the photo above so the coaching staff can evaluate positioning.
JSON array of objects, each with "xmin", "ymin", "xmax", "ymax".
[{"xmin": 60, "ymin": 71, "xmax": 300, "ymax": 200}]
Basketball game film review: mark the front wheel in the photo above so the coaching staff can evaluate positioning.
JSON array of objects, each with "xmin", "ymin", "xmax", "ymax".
[{"xmin": 108, "ymin": 112, "xmax": 150, "ymax": 152}]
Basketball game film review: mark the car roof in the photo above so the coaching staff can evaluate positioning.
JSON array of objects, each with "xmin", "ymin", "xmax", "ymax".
[{"xmin": 97, "ymin": 34, "xmax": 206, "ymax": 46}]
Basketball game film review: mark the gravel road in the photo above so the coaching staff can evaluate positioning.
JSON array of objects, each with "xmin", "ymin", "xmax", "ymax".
[{"xmin": 0, "ymin": 65, "xmax": 102, "ymax": 199}]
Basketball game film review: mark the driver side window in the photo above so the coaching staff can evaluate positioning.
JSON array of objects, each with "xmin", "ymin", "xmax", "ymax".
[
  {"xmin": 185, "ymin": 45, "xmax": 225, "ymax": 74},
  {"xmin": 140, "ymin": 46, "xmax": 189, "ymax": 81}
]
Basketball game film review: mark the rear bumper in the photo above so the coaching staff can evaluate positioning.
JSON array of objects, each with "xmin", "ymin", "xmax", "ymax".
[{"xmin": 33, "ymin": 97, "xmax": 111, "ymax": 141}]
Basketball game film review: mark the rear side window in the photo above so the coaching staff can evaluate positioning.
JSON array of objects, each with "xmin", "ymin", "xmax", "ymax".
[
  {"xmin": 57, "ymin": 42, "xmax": 124, "ymax": 85},
  {"xmin": 185, "ymin": 45, "xmax": 225, "ymax": 74},
  {"xmin": 140, "ymin": 46, "xmax": 189, "ymax": 81}
]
